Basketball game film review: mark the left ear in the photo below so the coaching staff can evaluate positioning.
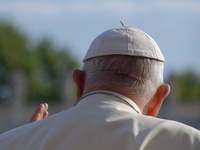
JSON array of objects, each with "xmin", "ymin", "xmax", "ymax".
[
  {"xmin": 73, "ymin": 69, "xmax": 85, "ymax": 101},
  {"xmin": 147, "ymin": 84, "xmax": 170, "ymax": 117}
]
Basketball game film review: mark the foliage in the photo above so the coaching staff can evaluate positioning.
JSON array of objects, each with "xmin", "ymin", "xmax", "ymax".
[
  {"xmin": 0, "ymin": 22, "xmax": 34, "ymax": 104},
  {"xmin": 28, "ymin": 39, "xmax": 79, "ymax": 103},
  {"xmin": 176, "ymin": 71, "xmax": 200, "ymax": 102},
  {"xmin": 0, "ymin": 23, "xmax": 34, "ymax": 76},
  {"xmin": 0, "ymin": 22, "xmax": 79, "ymax": 105}
]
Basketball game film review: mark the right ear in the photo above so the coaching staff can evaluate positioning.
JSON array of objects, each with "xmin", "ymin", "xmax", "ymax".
[
  {"xmin": 73, "ymin": 69, "xmax": 85, "ymax": 101},
  {"xmin": 146, "ymin": 84, "xmax": 170, "ymax": 117}
]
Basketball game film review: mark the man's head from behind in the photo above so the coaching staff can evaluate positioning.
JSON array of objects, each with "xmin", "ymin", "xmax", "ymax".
[{"xmin": 73, "ymin": 26, "xmax": 170, "ymax": 117}]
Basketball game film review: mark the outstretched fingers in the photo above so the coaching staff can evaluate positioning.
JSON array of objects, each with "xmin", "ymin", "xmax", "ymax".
[{"xmin": 30, "ymin": 103, "xmax": 49, "ymax": 123}]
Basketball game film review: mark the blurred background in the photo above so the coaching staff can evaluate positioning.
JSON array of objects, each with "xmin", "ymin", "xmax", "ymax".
[{"xmin": 0, "ymin": 0, "xmax": 200, "ymax": 133}]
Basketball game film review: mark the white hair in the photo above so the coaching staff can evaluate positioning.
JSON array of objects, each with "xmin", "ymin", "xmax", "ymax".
[{"xmin": 83, "ymin": 55, "xmax": 164, "ymax": 103}]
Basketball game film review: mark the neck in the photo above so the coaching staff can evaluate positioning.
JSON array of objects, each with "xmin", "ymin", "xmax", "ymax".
[
  {"xmin": 78, "ymin": 90, "xmax": 142, "ymax": 114},
  {"xmin": 83, "ymin": 83, "xmax": 147, "ymax": 114}
]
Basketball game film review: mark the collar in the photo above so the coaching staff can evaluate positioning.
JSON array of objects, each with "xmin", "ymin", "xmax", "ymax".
[{"xmin": 76, "ymin": 90, "xmax": 142, "ymax": 114}]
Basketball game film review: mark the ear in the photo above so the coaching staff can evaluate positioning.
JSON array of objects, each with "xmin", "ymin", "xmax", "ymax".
[
  {"xmin": 147, "ymin": 84, "xmax": 170, "ymax": 117},
  {"xmin": 73, "ymin": 69, "xmax": 85, "ymax": 101}
]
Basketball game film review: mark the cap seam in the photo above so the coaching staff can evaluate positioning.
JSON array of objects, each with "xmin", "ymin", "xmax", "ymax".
[{"xmin": 124, "ymin": 26, "xmax": 129, "ymax": 54}]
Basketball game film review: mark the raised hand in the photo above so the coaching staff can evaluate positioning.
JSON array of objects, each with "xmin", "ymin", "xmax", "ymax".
[{"xmin": 30, "ymin": 103, "xmax": 49, "ymax": 123}]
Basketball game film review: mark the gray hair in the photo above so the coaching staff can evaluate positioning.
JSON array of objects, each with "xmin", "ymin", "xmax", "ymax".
[{"xmin": 83, "ymin": 55, "xmax": 164, "ymax": 103}]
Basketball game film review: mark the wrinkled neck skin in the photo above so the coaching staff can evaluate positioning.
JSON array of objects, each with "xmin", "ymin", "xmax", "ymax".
[{"xmin": 83, "ymin": 79, "xmax": 148, "ymax": 114}]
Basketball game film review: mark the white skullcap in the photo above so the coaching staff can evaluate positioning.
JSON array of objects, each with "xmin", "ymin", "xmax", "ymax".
[{"xmin": 83, "ymin": 26, "xmax": 165, "ymax": 62}]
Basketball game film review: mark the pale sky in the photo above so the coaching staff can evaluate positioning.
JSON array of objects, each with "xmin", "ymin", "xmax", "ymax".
[{"xmin": 0, "ymin": 0, "xmax": 200, "ymax": 78}]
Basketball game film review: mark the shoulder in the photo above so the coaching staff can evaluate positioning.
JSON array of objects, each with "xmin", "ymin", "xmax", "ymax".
[
  {"xmin": 137, "ymin": 115, "xmax": 200, "ymax": 149},
  {"xmin": 138, "ymin": 114, "xmax": 200, "ymax": 137}
]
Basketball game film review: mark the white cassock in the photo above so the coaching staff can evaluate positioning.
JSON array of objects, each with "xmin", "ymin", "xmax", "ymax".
[{"xmin": 0, "ymin": 90, "xmax": 200, "ymax": 150}]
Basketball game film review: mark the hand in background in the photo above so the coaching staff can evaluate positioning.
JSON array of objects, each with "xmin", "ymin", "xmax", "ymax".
[{"xmin": 30, "ymin": 103, "xmax": 49, "ymax": 123}]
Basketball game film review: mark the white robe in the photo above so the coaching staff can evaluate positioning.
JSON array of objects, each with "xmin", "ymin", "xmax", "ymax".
[{"xmin": 0, "ymin": 91, "xmax": 200, "ymax": 150}]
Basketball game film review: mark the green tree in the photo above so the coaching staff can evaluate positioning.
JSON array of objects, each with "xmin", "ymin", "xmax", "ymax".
[
  {"xmin": 0, "ymin": 22, "xmax": 35, "ymax": 104},
  {"xmin": 176, "ymin": 71, "xmax": 200, "ymax": 102},
  {"xmin": 0, "ymin": 22, "xmax": 79, "ymax": 105},
  {"xmin": 28, "ymin": 39, "xmax": 79, "ymax": 103}
]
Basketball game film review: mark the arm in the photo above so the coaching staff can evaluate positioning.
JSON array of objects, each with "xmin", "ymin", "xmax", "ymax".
[{"xmin": 30, "ymin": 103, "xmax": 49, "ymax": 123}]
